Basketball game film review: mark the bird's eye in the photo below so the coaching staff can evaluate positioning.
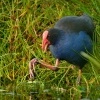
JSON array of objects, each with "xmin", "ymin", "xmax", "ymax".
[{"xmin": 47, "ymin": 34, "xmax": 50, "ymax": 38}]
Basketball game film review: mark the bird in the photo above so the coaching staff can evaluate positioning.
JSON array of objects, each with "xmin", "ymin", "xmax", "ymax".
[{"xmin": 29, "ymin": 14, "xmax": 95, "ymax": 84}]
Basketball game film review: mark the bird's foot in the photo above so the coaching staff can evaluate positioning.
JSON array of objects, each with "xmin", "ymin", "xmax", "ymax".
[
  {"xmin": 29, "ymin": 58, "xmax": 39, "ymax": 79},
  {"xmin": 29, "ymin": 58, "xmax": 59, "ymax": 80},
  {"xmin": 51, "ymin": 66, "xmax": 59, "ymax": 71},
  {"xmin": 38, "ymin": 60, "xmax": 59, "ymax": 71}
]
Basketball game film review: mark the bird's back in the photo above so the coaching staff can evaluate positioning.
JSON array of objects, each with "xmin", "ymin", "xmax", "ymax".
[{"xmin": 54, "ymin": 14, "xmax": 95, "ymax": 39}]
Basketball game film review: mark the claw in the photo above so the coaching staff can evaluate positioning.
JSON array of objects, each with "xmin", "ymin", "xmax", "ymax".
[
  {"xmin": 29, "ymin": 58, "xmax": 59, "ymax": 80},
  {"xmin": 29, "ymin": 58, "xmax": 38, "ymax": 79}
]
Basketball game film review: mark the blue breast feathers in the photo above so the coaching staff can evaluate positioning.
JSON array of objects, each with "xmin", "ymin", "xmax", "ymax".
[{"xmin": 49, "ymin": 31, "xmax": 92, "ymax": 67}]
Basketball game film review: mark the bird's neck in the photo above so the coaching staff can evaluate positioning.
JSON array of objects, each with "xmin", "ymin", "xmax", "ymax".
[{"xmin": 49, "ymin": 30, "xmax": 65, "ymax": 45}]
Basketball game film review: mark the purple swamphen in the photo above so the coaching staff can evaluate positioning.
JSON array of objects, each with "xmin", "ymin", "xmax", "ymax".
[{"xmin": 29, "ymin": 14, "xmax": 95, "ymax": 84}]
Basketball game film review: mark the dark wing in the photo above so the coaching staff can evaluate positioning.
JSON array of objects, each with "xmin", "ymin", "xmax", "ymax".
[{"xmin": 54, "ymin": 14, "xmax": 95, "ymax": 39}]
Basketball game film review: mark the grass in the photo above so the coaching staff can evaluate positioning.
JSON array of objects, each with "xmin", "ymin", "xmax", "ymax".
[{"xmin": 0, "ymin": 0, "xmax": 100, "ymax": 99}]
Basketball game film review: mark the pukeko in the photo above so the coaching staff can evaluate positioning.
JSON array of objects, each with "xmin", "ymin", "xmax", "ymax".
[{"xmin": 29, "ymin": 14, "xmax": 95, "ymax": 84}]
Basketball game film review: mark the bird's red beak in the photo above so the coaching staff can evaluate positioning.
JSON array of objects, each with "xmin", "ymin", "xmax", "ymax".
[{"xmin": 42, "ymin": 31, "xmax": 50, "ymax": 52}]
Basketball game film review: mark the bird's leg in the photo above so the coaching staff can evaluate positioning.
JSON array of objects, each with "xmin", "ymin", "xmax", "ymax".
[
  {"xmin": 55, "ymin": 59, "xmax": 59, "ymax": 67},
  {"xmin": 29, "ymin": 58, "xmax": 59, "ymax": 79},
  {"xmin": 76, "ymin": 68, "xmax": 82, "ymax": 85},
  {"xmin": 38, "ymin": 59, "xmax": 59, "ymax": 71},
  {"xmin": 29, "ymin": 58, "xmax": 38, "ymax": 79}
]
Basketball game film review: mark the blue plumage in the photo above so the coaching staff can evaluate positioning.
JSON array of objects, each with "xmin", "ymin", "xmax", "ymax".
[
  {"xmin": 49, "ymin": 29, "xmax": 93, "ymax": 68},
  {"xmin": 54, "ymin": 14, "xmax": 95, "ymax": 39}
]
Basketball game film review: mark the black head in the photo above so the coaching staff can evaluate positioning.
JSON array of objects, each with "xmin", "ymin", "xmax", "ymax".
[
  {"xmin": 47, "ymin": 28, "xmax": 64, "ymax": 45},
  {"xmin": 42, "ymin": 28, "xmax": 64, "ymax": 52}
]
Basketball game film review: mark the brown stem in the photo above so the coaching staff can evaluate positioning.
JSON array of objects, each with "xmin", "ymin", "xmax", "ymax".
[{"xmin": 76, "ymin": 68, "xmax": 82, "ymax": 85}]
